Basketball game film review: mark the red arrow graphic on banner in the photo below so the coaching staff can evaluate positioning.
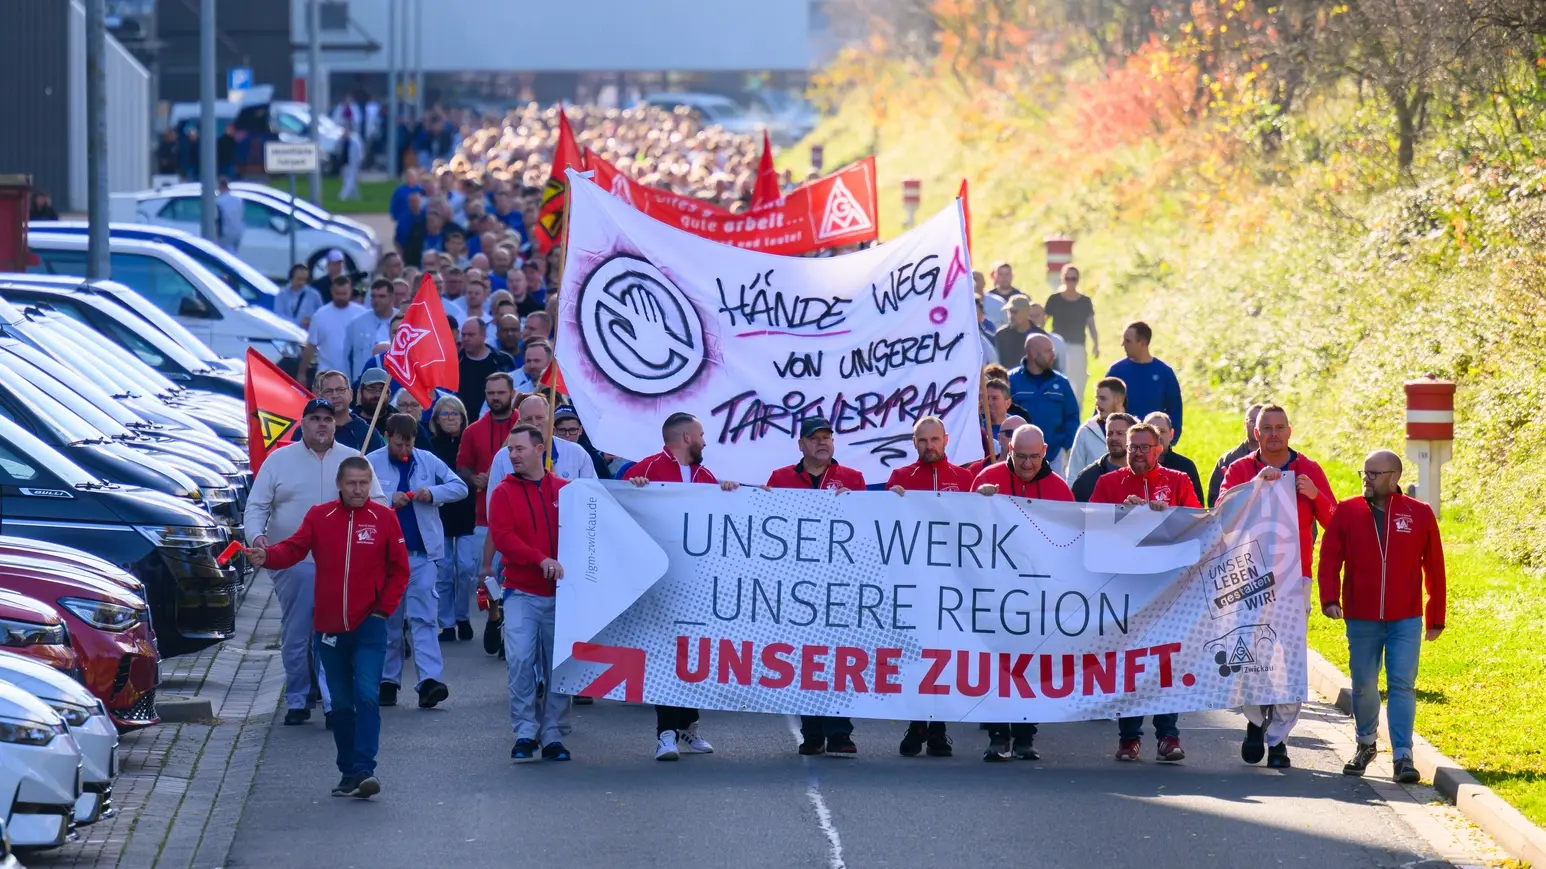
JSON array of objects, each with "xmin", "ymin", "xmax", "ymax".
[{"xmin": 572, "ymin": 642, "xmax": 646, "ymax": 703}]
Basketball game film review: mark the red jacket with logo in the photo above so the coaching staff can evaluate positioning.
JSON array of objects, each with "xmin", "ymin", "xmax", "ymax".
[
  {"xmin": 1317, "ymin": 492, "xmax": 1446, "ymax": 629},
  {"xmin": 455, "ymin": 412, "xmax": 518, "ymax": 527},
  {"xmin": 765, "ymin": 459, "xmax": 867, "ymax": 491},
  {"xmin": 1089, "ymin": 465, "xmax": 1201, "ymax": 507},
  {"xmin": 885, "ymin": 458, "xmax": 976, "ymax": 493},
  {"xmin": 488, "ymin": 471, "xmax": 568, "ymax": 597},
  {"xmin": 263, "ymin": 499, "xmax": 411, "ymax": 633},
  {"xmin": 971, "ymin": 461, "xmax": 1074, "ymax": 501},
  {"xmin": 1219, "ymin": 449, "xmax": 1336, "ymax": 577},
  {"xmin": 627, "ymin": 448, "xmax": 719, "ymax": 485}
]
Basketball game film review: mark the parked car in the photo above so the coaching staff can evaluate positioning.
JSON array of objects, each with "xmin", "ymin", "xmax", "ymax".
[
  {"xmin": 0, "ymin": 537, "xmax": 144, "ymax": 600},
  {"xmin": 0, "ymin": 590, "xmax": 78, "ymax": 676},
  {"xmin": 0, "ymin": 818, "xmax": 22, "ymax": 868},
  {"xmin": 0, "ymin": 681, "xmax": 81, "ymax": 850},
  {"xmin": 0, "ymin": 415, "xmax": 232, "ymax": 659},
  {"xmin": 0, "ymin": 650, "xmax": 118, "ymax": 825},
  {"xmin": 229, "ymin": 181, "xmax": 379, "ymax": 251},
  {"xmin": 25, "ymin": 233, "xmax": 306, "ymax": 360}
]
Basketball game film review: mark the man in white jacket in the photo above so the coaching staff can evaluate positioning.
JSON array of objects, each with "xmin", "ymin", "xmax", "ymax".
[
  {"xmin": 244, "ymin": 399, "xmax": 387, "ymax": 726},
  {"xmin": 1065, "ymin": 376, "xmax": 1128, "ymax": 482}
]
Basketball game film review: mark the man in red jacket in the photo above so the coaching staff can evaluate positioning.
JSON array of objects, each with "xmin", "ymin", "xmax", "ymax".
[
  {"xmin": 247, "ymin": 457, "xmax": 410, "ymax": 800},
  {"xmin": 455, "ymin": 372, "xmax": 517, "ymax": 576},
  {"xmin": 766, "ymin": 417, "xmax": 866, "ymax": 756},
  {"xmin": 1090, "ymin": 422, "xmax": 1197, "ymax": 763},
  {"xmin": 885, "ymin": 415, "xmax": 976, "ymax": 758},
  {"xmin": 627, "ymin": 412, "xmax": 739, "ymax": 761},
  {"xmin": 488, "ymin": 424, "xmax": 572, "ymax": 763},
  {"xmin": 1219, "ymin": 403, "xmax": 1336, "ymax": 769},
  {"xmin": 1319, "ymin": 449, "xmax": 1445, "ymax": 784},
  {"xmin": 972, "ymin": 424, "xmax": 1072, "ymax": 762}
]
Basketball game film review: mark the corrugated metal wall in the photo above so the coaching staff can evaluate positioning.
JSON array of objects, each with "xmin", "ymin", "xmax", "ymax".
[
  {"xmin": 68, "ymin": 0, "xmax": 151, "ymax": 212},
  {"xmin": 0, "ymin": 1, "xmax": 71, "ymax": 204}
]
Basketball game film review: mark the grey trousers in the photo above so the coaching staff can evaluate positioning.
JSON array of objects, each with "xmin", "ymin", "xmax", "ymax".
[{"xmin": 502, "ymin": 589, "xmax": 570, "ymax": 744}]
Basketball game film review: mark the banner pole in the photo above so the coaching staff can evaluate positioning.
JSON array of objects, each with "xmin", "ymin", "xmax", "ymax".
[{"xmin": 361, "ymin": 393, "xmax": 389, "ymax": 457}]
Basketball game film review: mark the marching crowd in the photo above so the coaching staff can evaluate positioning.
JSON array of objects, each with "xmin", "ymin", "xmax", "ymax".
[{"xmin": 244, "ymin": 185, "xmax": 1445, "ymax": 799}]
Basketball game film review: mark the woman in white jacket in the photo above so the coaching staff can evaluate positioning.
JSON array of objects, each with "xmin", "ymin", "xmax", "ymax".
[{"xmin": 1064, "ymin": 376, "xmax": 1127, "ymax": 481}]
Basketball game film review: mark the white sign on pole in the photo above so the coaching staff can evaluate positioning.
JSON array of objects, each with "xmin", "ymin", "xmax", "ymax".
[{"xmin": 263, "ymin": 141, "xmax": 320, "ymax": 174}]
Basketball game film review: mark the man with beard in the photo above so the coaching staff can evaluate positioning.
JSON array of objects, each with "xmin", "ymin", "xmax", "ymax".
[
  {"xmin": 886, "ymin": 416, "xmax": 976, "ymax": 758},
  {"xmin": 456, "ymin": 319, "xmax": 515, "ymax": 419},
  {"xmin": 1071, "ymin": 412, "xmax": 1137, "ymax": 503},
  {"xmin": 1067, "ymin": 377, "xmax": 1127, "ymax": 481},
  {"xmin": 346, "ymin": 280, "xmax": 397, "ymax": 382},
  {"xmin": 1208, "ymin": 404, "xmax": 1264, "ymax": 507},
  {"xmin": 627, "ymin": 413, "xmax": 740, "ymax": 761},
  {"xmin": 1145, "ymin": 412, "xmax": 1204, "ymax": 506},
  {"xmin": 765, "ymin": 418, "xmax": 866, "ymax": 756},
  {"xmin": 456, "ymin": 373, "xmax": 519, "ymax": 587}
]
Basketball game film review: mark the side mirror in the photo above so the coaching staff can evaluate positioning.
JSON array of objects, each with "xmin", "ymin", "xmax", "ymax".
[{"xmin": 269, "ymin": 215, "xmax": 289, "ymax": 233}]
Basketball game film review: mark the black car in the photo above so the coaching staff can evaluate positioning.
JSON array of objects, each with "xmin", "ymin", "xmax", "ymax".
[{"xmin": 0, "ymin": 415, "xmax": 236, "ymax": 656}]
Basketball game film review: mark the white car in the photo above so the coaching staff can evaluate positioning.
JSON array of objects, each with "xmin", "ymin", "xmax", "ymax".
[
  {"xmin": 0, "ymin": 651, "xmax": 116, "ymax": 826},
  {"xmin": 129, "ymin": 185, "xmax": 379, "ymax": 281},
  {"xmin": 0, "ymin": 681, "xmax": 81, "ymax": 850}
]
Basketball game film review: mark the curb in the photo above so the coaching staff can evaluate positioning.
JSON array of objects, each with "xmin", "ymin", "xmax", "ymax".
[
  {"xmin": 154, "ymin": 696, "xmax": 215, "ymax": 723},
  {"xmin": 1306, "ymin": 648, "xmax": 1546, "ymax": 866}
]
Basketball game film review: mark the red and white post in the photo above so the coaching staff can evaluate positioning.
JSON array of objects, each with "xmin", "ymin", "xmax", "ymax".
[
  {"xmin": 1044, "ymin": 235, "xmax": 1074, "ymax": 291},
  {"xmin": 901, "ymin": 178, "xmax": 921, "ymax": 228},
  {"xmin": 1404, "ymin": 378, "xmax": 1455, "ymax": 517}
]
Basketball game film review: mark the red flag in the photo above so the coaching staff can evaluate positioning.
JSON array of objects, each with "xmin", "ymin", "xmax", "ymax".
[
  {"xmin": 383, "ymin": 274, "xmax": 459, "ymax": 408},
  {"xmin": 243, "ymin": 348, "xmax": 312, "ymax": 474},
  {"xmin": 751, "ymin": 130, "xmax": 781, "ymax": 207},
  {"xmin": 959, "ymin": 179, "xmax": 973, "ymax": 261},
  {"xmin": 537, "ymin": 359, "xmax": 567, "ymax": 397},
  {"xmin": 534, "ymin": 104, "xmax": 584, "ymax": 253}
]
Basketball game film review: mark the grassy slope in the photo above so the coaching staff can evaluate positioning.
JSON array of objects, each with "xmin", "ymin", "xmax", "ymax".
[{"xmin": 266, "ymin": 177, "xmax": 395, "ymax": 214}]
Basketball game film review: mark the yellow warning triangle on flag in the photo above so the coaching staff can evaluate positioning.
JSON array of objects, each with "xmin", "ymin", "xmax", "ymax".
[{"xmin": 256, "ymin": 410, "xmax": 297, "ymax": 449}]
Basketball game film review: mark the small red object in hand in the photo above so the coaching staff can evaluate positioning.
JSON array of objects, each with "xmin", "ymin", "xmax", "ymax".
[
  {"xmin": 476, "ymin": 583, "xmax": 490, "ymax": 612},
  {"xmin": 216, "ymin": 540, "xmax": 242, "ymax": 566}
]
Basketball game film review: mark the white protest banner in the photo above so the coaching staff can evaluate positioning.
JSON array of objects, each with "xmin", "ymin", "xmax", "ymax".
[
  {"xmin": 555, "ymin": 170, "xmax": 980, "ymax": 485},
  {"xmin": 552, "ymin": 476, "xmax": 1308, "ymax": 722}
]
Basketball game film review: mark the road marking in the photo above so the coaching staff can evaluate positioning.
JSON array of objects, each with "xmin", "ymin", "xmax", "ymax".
[{"xmin": 787, "ymin": 716, "xmax": 846, "ymax": 869}]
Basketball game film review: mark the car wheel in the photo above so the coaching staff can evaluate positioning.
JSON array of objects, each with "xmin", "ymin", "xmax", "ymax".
[{"xmin": 308, "ymin": 250, "xmax": 358, "ymax": 281}]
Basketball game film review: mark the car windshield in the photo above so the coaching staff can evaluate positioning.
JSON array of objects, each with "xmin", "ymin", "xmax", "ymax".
[
  {"xmin": 0, "ymin": 353, "xmax": 111, "ymax": 444},
  {"xmin": 33, "ymin": 317, "xmax": 180, "ymax": 397},
  {"xmin": 0, "ymin": 338, "xmax": 143, "ymax": 432},
  {"xmin": 90, "ymin": 282, "xmax": 225, "ymax": 365},
  {"xmin": 167, "ymin": 234, "xmax": 281, "ymax": 308},
  {"xmin": 0, "ymin": 417, "xmax": 99, "ymax": 487},
  {"xmin": 16, "ymin": 293, "xmax": 206, "ymax": 374},
  {"xmin": 166, "ymin": 248, "xmax": 248, "ymax": 309}
]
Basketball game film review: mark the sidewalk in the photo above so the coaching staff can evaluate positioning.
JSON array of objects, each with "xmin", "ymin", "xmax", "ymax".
[{"xmin": 30, "ymin": 572, "xmax": 287, "ymax": 869}]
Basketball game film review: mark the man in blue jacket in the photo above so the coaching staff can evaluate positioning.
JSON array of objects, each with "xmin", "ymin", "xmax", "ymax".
[
  {"xmin": 1007, "ymin": 334, "xmax": 1080, "ymax": 475},
  {"xmin": 1105, "ymin": 321, "xmax": 1184, "ymax": 444},
  {"xmin": 366, "ymin": 414, "xmax": 469, "ymax": 709}
]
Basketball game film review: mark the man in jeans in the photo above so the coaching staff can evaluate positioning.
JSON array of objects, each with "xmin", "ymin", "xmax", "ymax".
[
  {"xmin": 247, "ymin": 457, "xmax": 410, "ymax": 799},
  {"xmin": 1318, "ymin": 449, "xmax": 1446, "ymax": 784}
]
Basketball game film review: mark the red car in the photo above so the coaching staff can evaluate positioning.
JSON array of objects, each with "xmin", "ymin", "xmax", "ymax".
[
  {"xmin": 0, "ymin": 562, "xmax": 159, "ymax": 730},
  {"xmin": 0, "ymin": 588, "xmax": 79, "ymax": 676}
]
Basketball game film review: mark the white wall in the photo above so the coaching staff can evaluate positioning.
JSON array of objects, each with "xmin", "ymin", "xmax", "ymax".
[
  {"xmin": 296, "ymin": 0, "xmax": 813, "ymax": 73},
  {"xmin": 68, "ymin": 0, "xmax": 151, "ymax": 212}
]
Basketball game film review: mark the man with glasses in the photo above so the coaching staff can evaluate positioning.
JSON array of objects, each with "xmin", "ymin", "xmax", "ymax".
[
  {"xmin": 314, "ymin": 370, "xmax": 385, "ymax": 454},
  {"xmin": 1219, "ymin": 404, "xmax": 1335, "ymax": 768},
  {"xmin": 1319, "ymin": 450, "xmax": 1445, "ymax": 784},
  {"xmin": 971, "ymin": 424, "xmax": 1072, "ymax": 762},
  {"xmin": 1091, "ymin": 422, "xmax": 1199, "ymax": 763}
]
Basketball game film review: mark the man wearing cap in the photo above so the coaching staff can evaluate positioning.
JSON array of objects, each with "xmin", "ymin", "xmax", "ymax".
[
  {"xmin": 994, "ymin": 296, "xmax": 1033, "ymax": 367},
  {"xmin": 354, "ymin": 367, "xmax": 393, "ymax": 432},
  {"xmin": 346, "ymin": 279, "xmax": 398, "ymax": 383},
  {"xmin": 309, "ymin": 249, "xmax": 347, "ymax": 298},
  {"xmin": 765, "ymin": 418, "xmax": 866, "ymax": 756},
  {"xmin": 244, "ymin": 398, "xmax": 386, "ymax": 726},
  {"xmin": 315, "ymin": 369, "xmax": 386, "ymax": 454}
]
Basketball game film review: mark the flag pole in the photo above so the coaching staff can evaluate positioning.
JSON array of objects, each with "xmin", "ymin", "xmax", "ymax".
[
  {"xmin": 361, "ymin": 395, "xmax": 390, "ymax": 457},
  {"xmin": 978, "ymin": 369, "xmax": 994, "ymax": 462}
]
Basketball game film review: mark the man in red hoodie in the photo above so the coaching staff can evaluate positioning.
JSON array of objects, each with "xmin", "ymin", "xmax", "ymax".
[
  {"xmin": 627, "ymin": 412, "xmax": 740, "ymax": 761},
  {"xmin": 766, "ymin": 417, "xmax": 866, "ymax": 757},
  {"xmin": 1218, "ymin": 403, "xmax": 1336, "ymax": 769},
  {"xmin": 488, "ymin": 424, "xmax": 572, "ymax": 763},
  {"xmin": 247, "ymin": 457, "xmax": 410, "ymax": 801},
  {"xmin": 456, "ymin": 372, "xmax": 517, "ymax": 581},
  {"xmin": 1319, "ymin": 449, "xmax": 1445, "ymax": 784},
  {"xmin": 885, "ymin": 415, "xmax": 976, "ymax": 758},
  {"xmin": 972, "ymin": 424, "xmax": 1072, "ymax": 763},
  {"xmin": 1090, "ymin": 422, "xmax": 1198, "ymax": 763}
]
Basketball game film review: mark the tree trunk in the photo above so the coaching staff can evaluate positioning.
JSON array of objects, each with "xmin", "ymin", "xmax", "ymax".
[{"xmin": 1390, "ymin": 87, "xmax": 1417, "ymax": 172}]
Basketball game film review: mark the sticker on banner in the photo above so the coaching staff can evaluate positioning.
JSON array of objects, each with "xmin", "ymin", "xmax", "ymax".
[
  {"xmin": 817, "ymin": 176, "xmax": 873, "ymax": 240},
  {"xmin": 1200, "ymin": 539, "xmax": 1276, "ymax": 619},
  {"xmin": 1206, "ymin": 624, "xmax": 1278, "ymax": 677},
  {"xmin": 578, "ymin": 255, "xmax": 706, "ymax": 396}
]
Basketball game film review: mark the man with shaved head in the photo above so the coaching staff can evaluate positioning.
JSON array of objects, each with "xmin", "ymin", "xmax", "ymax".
[
  {"xmin": 1319, "ymin": 449, "xmax": 1445, "ymax": 784},
  {"xmin": 1208, "ymin": 404, "xmax": 1264, "ymax": 507},
  {"xmin": 1008, "ymin": 333, "xmax": 1080, "ymax": 476}
]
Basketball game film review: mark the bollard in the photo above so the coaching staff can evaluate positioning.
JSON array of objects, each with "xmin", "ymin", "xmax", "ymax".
[
  {"xmin": 1404, "ymin": 377, "xmax": 1455, "ymax": 517},
  {"xmin": 901, "ymin": 178, "xmax": 921, "ymax": 228},
  {"xmin": 810, "ymin": 144, "xmax": 824, "ymax": 175},
  {"xmin": 1044, "ymin": 235, "xmax": 1074, "ymax": 291}
]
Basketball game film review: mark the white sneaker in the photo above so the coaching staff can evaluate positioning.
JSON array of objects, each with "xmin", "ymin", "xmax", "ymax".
[
  {"xmin": 655, "ymin": 730, "xmax": 680, "ymax": 761},
  {"xmin": 680, "ymin": 722, "xmax": 714, "ymax": 754}
]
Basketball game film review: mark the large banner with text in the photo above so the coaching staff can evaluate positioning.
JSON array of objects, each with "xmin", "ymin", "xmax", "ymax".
[
  {"xmin": 556, "ymin": 170, "xmax": 980, "ymax": 485},
  {"xmin": 551, "ymin": 477, "xmax": 1308, "ymax": 722}
]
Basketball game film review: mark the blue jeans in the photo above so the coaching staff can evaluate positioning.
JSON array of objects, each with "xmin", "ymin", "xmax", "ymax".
[
  {"xmin": 1346, "ymin": 617, "xmax": 1423, "ymax": 757},
  {"xmin": 384, "ymin": 555, "xmax": 442, "ymax": 688},
  {"xmin": 1118, "ymin": 714, "xmax": 1179, "ymax": 740},
  {"xmin": 317, "ymin": 616, "xmax": 389, "ymax": 777}
]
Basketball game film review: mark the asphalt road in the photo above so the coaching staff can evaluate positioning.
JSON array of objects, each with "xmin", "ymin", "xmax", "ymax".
[{"xmin": 226, "ymin": 617, "xmax": 1454, "ymax": 869}]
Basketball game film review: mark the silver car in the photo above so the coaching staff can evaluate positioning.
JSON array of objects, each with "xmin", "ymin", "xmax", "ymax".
[{"xmin": 0, "ymin": 651, "xmax": 116, "ymax": 826}]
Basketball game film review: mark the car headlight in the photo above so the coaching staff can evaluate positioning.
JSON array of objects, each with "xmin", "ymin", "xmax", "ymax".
[
  {"xmin": 47, "ymin": 701, "xmax": 94, "ymax": 728},
  {"xmin": 0, "ymin": 716, "xmax": 60, "ymax": 746},
  {"xmin": 135, "ymin": 524, "xmax": 224, "ymax": 549},
  {"xmin": 0, "ymin": 616, "xmax": 66, "ymax": 647},
  {"xmin": 202, "ymin": 486, "xmax": 237, "ymax": 506},
  {"xmin": 58, "ymin": 597, "xmax": 142, "ymax": 632},
  {"xmin": 269, "ymin": 339, "xmax": 301, "ymax": 358}
]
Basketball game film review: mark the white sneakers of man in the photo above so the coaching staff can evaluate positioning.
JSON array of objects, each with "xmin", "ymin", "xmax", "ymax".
[
  {"xmin": 655, "ymin": 730, "xmax": 680, "ymax": 761},
  {"xmin": 681, "ymin": 722, "xmax": 714, "ymax": 754},
  {"xmin": 655, "ymin": 724, "xmax": 713, "ymax": 761}
]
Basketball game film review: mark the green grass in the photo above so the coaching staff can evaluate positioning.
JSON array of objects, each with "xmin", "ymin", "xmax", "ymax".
[
  {"xmin": 1180, "ymin": 405, "xmax": 1546, "ymax": 826},
  {"xmin": 265, "ymin": 177, "xmax": 395, "ymax": 214}
]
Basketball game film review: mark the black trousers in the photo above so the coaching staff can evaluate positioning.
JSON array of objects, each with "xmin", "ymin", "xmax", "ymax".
[
  {"xmin": 908, "ymin": 720, "xmax": 948, "ymax": 734},
  {"xmin": 800, "ymin": 716, "xmax": 853, "ymax": 740},
  {"xmin": 656, "ymin": 705, "xmax": 699, "ymax": 733}
]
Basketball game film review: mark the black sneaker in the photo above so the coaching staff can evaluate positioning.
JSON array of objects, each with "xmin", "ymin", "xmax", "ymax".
[
  {"xmin": 798, "ymin": 737, "xmax": 826, "ymax": 756},
  {"xmin": 324, "ymin": 711, "xmax": 333, "ymax": 730},
  {"xmin": 1343, "ymin": 743, "xmax": 1378, "ymax": 776},
  {"xmin": 457, "ymin": 620, "xmax": 475, "ymax": 641},
  {"xmin": 351, "ymin": 775, "xmax": 380, "ymax": 799},
  {"xmin": 283, "ymin": 708, "xmax": 310, "ymax": 726},
  {"xmin": 899, "ymin": 722, "xmax": 928, "ymax": 757},
  {"xmin": 541, "ymin": 742, "xmax": 571, "ymax": 761},
  {"xmin": 438, "ymin": 627, "xmax": 457, "ymax": 642},
  {"xmin": 826, "ymin": 734, "xmax": 857, "ymax": 755},
  {"xmin": 1013, "ymin": 739, "xmax": 1041, "ymax": 761},
  {"xmin": 573, "ymin": 695, "xmax": 594, "ymax": 705},
  {"xmin": 983, "ymin": 734, "xmax": 1012, "ymax": 762},
  {"xmin": 1267, "ymin": 743, "xmax": 1291, "ymax": 769},
  {"xmin": 511, "ymin": 739, "xmax": 539, "ymax": 763},
  {"xmin": 379, "ymin": 682, "xmax": 398, "ymax": 707},
  {"xmin": 1393, "ymin": 756, "xmax": 1420, "ymax": 784},
  {"xmin": 925, "ymin": 731, "xmax": 953, "ymax": 757},
  {"xmin": 1242, "ymin": 721, "xmax": 1266, "ymax": 764},
  {"xmin": 417, "ymin": 679, "xmax": 449, "ymax": 708},
  {"xmin": 330, "ymin": 775, "xmax": 357, "ymax": 797}
]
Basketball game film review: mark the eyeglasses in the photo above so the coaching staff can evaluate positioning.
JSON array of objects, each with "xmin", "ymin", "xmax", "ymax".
[
  {"xmin": 1012, "ymin": 452, "xmax": 1044, "ymax": 463},
  {"xmin": 1358, "ymin": 470, "xmax": 1397, "ymax": 480},
  {"xmin": 1127, "ymin": 444, "xmax": 1157, "ymax": 453},
  {"xmin": 435, "ymin": 411, "xmax": 462, "ymax": 419}
]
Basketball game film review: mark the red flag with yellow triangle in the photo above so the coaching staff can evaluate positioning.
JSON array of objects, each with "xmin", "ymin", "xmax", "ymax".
[
  {"xmin": 534, "ymin": 104, "xmax": 584, "ymax": 253},
  {"xmin": 243, "ymin": 348, "xmax": 313, "ymax": 474}
]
